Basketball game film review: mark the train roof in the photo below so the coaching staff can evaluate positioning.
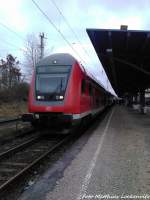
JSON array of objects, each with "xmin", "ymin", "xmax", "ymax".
[
  {"xmin": 36, "ymin": 53, "xmax": 77, "ymax": 66},
  {"xmin": 36, "ymin": 53, "xmax": 112, "ymax": 95}
]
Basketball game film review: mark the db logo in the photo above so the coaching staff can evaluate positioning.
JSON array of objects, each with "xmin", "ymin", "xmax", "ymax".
[{"xmin": 46, "ymin": 107, "xmax": 52, "ymax": 111}]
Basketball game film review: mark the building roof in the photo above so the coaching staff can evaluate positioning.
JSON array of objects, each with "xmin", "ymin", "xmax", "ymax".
[{"xmin": 86, "ymin": 28, "xmax": 150, "ymax": 96}]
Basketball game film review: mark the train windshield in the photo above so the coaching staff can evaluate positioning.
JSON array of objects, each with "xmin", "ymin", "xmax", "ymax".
[{"xmin": 36, "ymin": 66, "xmax": 71, "ymax": 101}]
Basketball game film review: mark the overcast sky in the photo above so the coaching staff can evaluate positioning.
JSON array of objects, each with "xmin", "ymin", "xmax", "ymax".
[{"xmin": 0, "ymin": 0, "xmax": 150, "ymax": 95}]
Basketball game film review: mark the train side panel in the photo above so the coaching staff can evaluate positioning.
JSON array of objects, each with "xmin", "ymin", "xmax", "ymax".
[
  {"xmin": 63, "ymin": 62, "xmax": 81, "ymax": 114},
  {"xmin": 25, "ymin": 53, "xmax": 113, "ymax": 131}
]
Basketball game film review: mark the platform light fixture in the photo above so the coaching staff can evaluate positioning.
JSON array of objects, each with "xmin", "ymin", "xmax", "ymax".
[
  {"xmin": 106, "ymin": 48, "xmax": 112, "ymax": 53},
  {"xmin": 120, "ymin": 25, "xmax": 128, "ymax": 31}
]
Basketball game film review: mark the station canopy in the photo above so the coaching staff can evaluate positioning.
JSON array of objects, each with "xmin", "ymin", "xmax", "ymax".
[{"xmin": 86, "ymin": 28, "xmax": 150, "ymax": 97}]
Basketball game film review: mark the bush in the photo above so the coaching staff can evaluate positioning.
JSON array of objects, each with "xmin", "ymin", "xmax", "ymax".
[{"xmin": 0, "ymin": 82, "xmax": 29, "ymax": 103}]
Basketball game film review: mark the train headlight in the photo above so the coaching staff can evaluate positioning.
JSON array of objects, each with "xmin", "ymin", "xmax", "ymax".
[
  {"xmin": 59, "ymin": 95, "xmax": 64, "ymax": 100},
  {"xmin": 35, "ymin": 114, "xmax": 39, "ymax": 119},
  {"xmin": 37, "ymin": 95, "xmax": 44, "ymax": 100},
  {"xmin": 56, "ymin": 95, "xmax": 64, "ymax": 100}
]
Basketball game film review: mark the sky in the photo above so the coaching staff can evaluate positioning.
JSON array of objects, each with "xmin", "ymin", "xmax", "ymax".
[{"xmin": 0, "ymin": 0, "xmax": 150, "ymax": 95}]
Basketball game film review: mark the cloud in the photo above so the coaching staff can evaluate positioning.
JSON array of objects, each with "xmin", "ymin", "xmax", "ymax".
[
  {"xmin": 0, "ymin": 0, "xmax": 149, "ymax": 95},
  {"xmin": 0, "ymin": 0, "xmax": 28, "ymax": 32}
]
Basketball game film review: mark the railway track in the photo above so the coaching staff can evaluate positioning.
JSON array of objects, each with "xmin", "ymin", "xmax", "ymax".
[
  {"xmin": 0, "ymin": 117, "xmax": 21, "ymax": 126},
  {"xmin": 0, "ymin": 133, "xmax": 69, "ymax": 193},
  {"xmin": 0, "ymin": 128, "xmax": 37, "ymax": 149}
]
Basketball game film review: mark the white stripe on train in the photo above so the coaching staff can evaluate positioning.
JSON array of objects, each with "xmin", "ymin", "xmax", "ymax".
[{"xmin": 72, "ymin": 106, "xmax": 105, "ymax": 120}]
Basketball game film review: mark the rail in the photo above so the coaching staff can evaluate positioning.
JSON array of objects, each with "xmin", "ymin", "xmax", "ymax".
[
  {"xmin": 0, "ymin": 134, "xmax": 69, "ymax": 193},
  {"xmin": 0, "ymin": 117, "xmax": 21, "ymax": 125}
]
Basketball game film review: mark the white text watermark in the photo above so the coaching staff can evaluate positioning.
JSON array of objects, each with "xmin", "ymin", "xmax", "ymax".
[{"xmin": 79, "ymin": 194, "xmax": 150, "ymax": 199}]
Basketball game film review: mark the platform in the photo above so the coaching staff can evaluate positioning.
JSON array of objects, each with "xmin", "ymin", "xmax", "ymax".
[{"xmin": 19, "ymin": 106, "xmax": 150, "ymax": 200}]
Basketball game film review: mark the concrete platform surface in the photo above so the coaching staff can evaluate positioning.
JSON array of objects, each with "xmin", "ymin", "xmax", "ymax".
[{"xmin": 19, "ymin": 106, "xmax": 150, "ymax": 200}]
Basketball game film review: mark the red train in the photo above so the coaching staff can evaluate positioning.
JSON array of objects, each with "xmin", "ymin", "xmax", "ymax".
[{"xmin": 24, "ymin": 53, "xmax": 113, "ymax": 131}]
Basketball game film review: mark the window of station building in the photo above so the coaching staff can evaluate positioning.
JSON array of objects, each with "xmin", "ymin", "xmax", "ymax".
[
  {"xmin": 81, "ymin": 79, "xmax": 86, "ymax": 94},
  {"xmin": 89, "ymin": 83, "xmax": 93, "ymax": 96}
]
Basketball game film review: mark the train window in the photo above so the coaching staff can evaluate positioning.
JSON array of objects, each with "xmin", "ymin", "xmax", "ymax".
[
  {"xmin": 37, "ymin": 66, "xmax": 71, "ymax": 74},
  {"xmin": 81, "ymin": 79, "xmax": 86, "ymax": 94},
  {"xmin": 89, "ymin": 83, "xmax": 93, "ymax": 96}
]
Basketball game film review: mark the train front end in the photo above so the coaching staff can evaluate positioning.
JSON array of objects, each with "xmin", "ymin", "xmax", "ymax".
[{"xmin": 27, "ymin": 53, "xmax": 78, "ymax": 130}]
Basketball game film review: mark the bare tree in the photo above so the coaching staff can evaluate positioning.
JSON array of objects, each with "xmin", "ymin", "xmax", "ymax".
[
  {"xmin": 24, "ymin": 34, "xmax": 41, "ymax": 69},
  {"xmin": 23, "ymin": 33, "xmax": 49, "ymax": 82}
]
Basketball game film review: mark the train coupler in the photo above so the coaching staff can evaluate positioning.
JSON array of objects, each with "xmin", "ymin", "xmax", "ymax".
[{"xmin": 22, "ymin": 113, "xmax": 34, "ymax": 122}]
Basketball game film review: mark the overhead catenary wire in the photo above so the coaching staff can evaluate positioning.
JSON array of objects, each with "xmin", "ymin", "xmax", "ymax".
[
  {"xmin": 0, "ymin": 22, "xmax": 25, "ymax": 41},
  {"xmin": 0, "ymin": 22, "xmax": 27, "ymax": 61},
  {"xmin": 31, "ymin": 0, "xmax": 87, "ymax": 64},
  {"xmin": 50, "ymin": 0, "xmax": 95, "ymax": 64},
  {"xmin": 0, "ymin": 40, "xmax": 27, "ymax": 56},
  {"xmin": 0, "ymin": 39, "xmax": 22, "ymax": 50},
  {"xmin": 0, "ymin": 48, "xmax": 22, "ymax": 51},
  {"xmin": 50, "ymin": 0, "xmax": 108, "ymax": 88},
  {"xmin": 0, "ymin": 22, "xmax": 27, "ymax": 54}
]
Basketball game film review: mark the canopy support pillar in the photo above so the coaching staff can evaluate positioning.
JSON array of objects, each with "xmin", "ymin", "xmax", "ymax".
[{"xmin": 140, "ymin": 89, "xmax": 145, "ymax": 114}]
